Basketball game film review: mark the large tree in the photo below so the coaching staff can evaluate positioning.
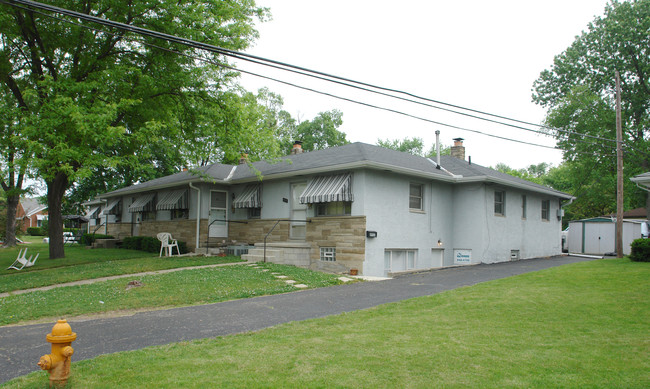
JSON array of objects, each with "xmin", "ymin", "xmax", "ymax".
[
  {"xmin": 0, "ymin": 89, "xmax": 31, "ymax": 247},
  {"xmin": 0, "ymin": 0, "xmax": 268, "ymax": 258},
  {"xmin": 377, "ymin": 136, "xmax": 451, "ymax": 158},
  {"xmin": 532, "ymin": 0, "xmax": 650, "ymax": 218},
  {"xmin": 292, "ymin": 110, "xmax": 348, "ymax": 152}
]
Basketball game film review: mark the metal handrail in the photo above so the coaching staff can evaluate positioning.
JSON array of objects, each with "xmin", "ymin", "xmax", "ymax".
[
  {"xmin": 263, "ymin": 219, "xmax": 311, "ymax": 263},
  {"xmin": 88, "ymin": 222, "xmax": 106, "ymax": 246},
  {"xmin": 205, "ymin": 219, "xmax": 248, "ymax": 249}
]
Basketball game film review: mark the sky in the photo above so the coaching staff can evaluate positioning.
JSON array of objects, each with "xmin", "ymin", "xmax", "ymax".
[{"xmin": 237, "ymin": 0, "xmax": 612, "ymax": 170}]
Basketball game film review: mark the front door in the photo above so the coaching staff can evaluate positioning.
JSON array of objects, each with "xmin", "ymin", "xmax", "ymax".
[
  {"xmin": 290, "ymin": 183, "xmax": 307, "ymax": 240},
  {"xmin": 209, "ymin": 190, "xmax": 228, "ymax": 238}
]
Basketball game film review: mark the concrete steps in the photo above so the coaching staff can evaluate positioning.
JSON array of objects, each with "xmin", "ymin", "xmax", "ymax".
[{"xmin": 242, "ymin": 248, "xmax": 281, "ymax": 263}]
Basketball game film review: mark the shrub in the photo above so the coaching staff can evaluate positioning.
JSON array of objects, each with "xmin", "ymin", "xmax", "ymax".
[
  {"xmin": 27, "ymin": 227, "xmax": 44, "ymax": 236},
  {"xmin": 630, "ymin": 238, "xmax": 650, "ymax": 262},
  {"xmin": 120, "ymin": 236, "xmax": 188, "ymax": 254},
  {"xmin": 80, "ymin": 233, "xmax": 114, "ymax": 246}
]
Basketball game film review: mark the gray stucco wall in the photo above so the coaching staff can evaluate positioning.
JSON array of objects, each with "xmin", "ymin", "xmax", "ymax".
[{"xmin": 361, "ymin": 170, "xmax": 455, "ymax": 276}]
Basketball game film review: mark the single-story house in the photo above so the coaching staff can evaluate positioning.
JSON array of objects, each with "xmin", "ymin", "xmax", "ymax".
[
  {"xmin": 16, "ymin": 198, "xmax": 48, "ymax": 232},
  {"xmin": 88, "ymin": 140, "xmax": 573, "ymax": 277}
]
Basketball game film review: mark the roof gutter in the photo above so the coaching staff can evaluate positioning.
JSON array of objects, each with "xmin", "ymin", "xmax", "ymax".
[
  {"xmin": 466, "ymin": 175, "xmax": 574, "ymax": 199},
  {"xmin": 634, "ymin": 182, "xmax": 650, "ymax": 193}
]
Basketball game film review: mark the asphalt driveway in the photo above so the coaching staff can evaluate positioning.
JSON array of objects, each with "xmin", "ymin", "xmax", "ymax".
[{"xmin": 0, "ymin": 255, "xmax": 594, "ymax": 384}]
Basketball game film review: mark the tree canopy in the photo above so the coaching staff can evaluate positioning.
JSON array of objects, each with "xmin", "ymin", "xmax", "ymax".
[
  {"xmin": 377, "ymin": 136, "xmax": 450, "ymax": 158},
  {"xmin": 0, "ymin": 0, "xmax": 269, "ymax": 255},
  {"xmin": 291, "ymin": 110, "xmax": 349, "ymax": 152},
  {"xmin": 532, "ymin": 0, "xmax": 650, "ymax": 219}
]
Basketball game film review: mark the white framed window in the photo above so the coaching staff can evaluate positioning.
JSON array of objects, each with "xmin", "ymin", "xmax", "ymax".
[
  {"xmin": 320, "ymin": 247, "xmax": 336, "ymax": 261},
  {"xmin": 409, "ymin": 183, "xmax": 424, "ymax": 211},
  {"xmin": 521, "ymin": 195, "xmax": 527, "ymax": 219},
  {"xmin": 384, "ymin": 249, "xmax": 417, "ymax": 275},
  {"xmin": 171, "ymin": 209, "xmax": 189, "ymax": 220},
  {"xmin": 494, "ymin": 191, "xmax": 506, "ymax": 216},
  {"xmin": 248, "ymin": 207, "xmax": 261, "ymax": 219},
  {"xmin": 541, "ymin": 200, "xmax": 550, "ymax": 221},
  {"xmin": 316, "ymin": 201, "xmax": 351, "ymax": 216}
]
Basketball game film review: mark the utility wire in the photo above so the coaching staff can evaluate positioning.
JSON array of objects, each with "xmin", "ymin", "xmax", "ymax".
[{"xmin": 1, "ymin": 0, "xmax": 626, "ymax": 154}]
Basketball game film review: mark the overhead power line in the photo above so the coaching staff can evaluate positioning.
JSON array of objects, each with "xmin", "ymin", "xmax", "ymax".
[{"xmin": 1, "ymin": 0, "xmax": 623, "ymax": 154}]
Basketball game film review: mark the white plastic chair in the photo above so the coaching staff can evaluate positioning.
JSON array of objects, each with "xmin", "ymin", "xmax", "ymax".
[
  {"xmin": 6, "ymin": 248, "xmax": 40, "ymax": 270},
  {"xmin": 157, "ymin": 232, "xmax": 179, "ymax": 257}
]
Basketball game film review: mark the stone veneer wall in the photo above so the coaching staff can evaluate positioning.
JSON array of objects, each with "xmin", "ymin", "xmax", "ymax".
[
  {"xmin": 306, "ymin": 216, "xmax": 366, "ymax": 273},
  {"xmin": 105, "ymin": 223, "xmax": 131, "ymax": 239},
  {"xmin": 229, "ymin": 219, "xmax": 291, "ymax": 245},
  {"xmin": 231, "ymin": 216, "xmax": 366, "ymax": 273},
  {"xmin": 105, "ymin": 219, "xmax": 208, "ymax": 251}
]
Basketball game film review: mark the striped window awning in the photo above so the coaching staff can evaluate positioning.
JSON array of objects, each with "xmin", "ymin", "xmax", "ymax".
[
  {"xmin": 300, "ymin": 173, "xmax": 353, "ymax": 204},
  {"xmin": 85, "ymin": 206, "xmax": 100, "ymax": 219},
  {"xmin": 128, "ymin": 193, "xmax": 156, "ymax": 213},
  {"xmin": 156, "ymin": 189, "xmax": 188, "ymax": 210},
  {"xmin": 102, "ymin": 199, "xmax": 121, "ymax": 215},
  {"xmin": 233, "ymin": 185, "xmax": 261, "ymax": 209}
]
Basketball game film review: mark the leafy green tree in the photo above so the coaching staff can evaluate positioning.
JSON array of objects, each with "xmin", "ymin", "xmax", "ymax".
[
  {"xmin": 377, "ymin": 137, "xmax": 424, "ymax": 156},
  {"xmin": 378, "ymin": 136, "xmax": 450, "ymax": 159},
  {"xmin": 532, "ymin": 0, "xmax": 650, "ymax": 218},
  {"xmin": 294, "ymin": 110, "xmax": 348, "ymax": 152},
  {"xmin": 0, "ymin": 0, "xmax": 268, "ymax": 258},
  {"xmin": 0, "ymin": 93, "xmax": 30, "ymax": 247}
]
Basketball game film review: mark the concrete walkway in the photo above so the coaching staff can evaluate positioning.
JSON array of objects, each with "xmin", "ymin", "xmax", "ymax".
[
  {"xmin": 0, "ymin": 255, "xmax": 594, "ymax": 384},
  {"xmin": 0, "ymin": 261, "xmax": 245, "ymax": 298}
]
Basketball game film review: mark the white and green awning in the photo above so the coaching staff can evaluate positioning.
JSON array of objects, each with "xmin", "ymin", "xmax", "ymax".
[
  {"xmin": 233, "ymin": 185, "xmax": 261, "ymax": 208},
  {"xmin": 300, "ymin": 173, "xmax": 353, "ymax": 204},
  {"xmin": 102, "ymin": 199, "xmax": 121, "ymax": 215},
  {"xmin": 128, "ymin": 193, "xmax": 156, "ymax": 213},
  {"xmin": 156, "ymin": 189, "xmax": 188, "ymax": 210},
  {"xmin": 85, "ymin": 206, "xmax": 100, "ymax": 219}
]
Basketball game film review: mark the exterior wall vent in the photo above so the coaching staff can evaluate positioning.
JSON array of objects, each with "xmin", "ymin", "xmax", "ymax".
[{"xmin": 510, "ymin": 250, "xmax": 520, "ymax": 261}]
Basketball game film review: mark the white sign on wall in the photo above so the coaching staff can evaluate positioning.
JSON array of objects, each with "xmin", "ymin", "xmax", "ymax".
[{"xmin": 454, "ymin": 249, "xmax": 472, "ymax": 265}]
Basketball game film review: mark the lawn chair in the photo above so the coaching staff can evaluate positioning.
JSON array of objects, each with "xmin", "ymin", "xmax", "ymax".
[
  {"xmin": 6, "ymin": 248, "xmax": 39, "ymax": 270},
  {"xmin": 65, "ymin": 229, "xmax": 83, "ymax": 246},
  {"xmin": 157, "ymin": 232, "xmax": 179, "ymax": 257}
]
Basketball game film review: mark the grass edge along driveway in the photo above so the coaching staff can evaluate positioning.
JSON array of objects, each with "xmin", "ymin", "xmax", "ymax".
[
  {"xmin": 3, "ymin": 258, "xmax": 649, "ymax": 388},
  {"xmin": 0, "ymin": 263, "xmax": 346, "ymax": 326}
]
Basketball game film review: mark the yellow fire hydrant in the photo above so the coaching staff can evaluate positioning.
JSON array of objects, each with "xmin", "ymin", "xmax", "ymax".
[{"xmin": 38, "ymin": 319, "xmax": 77, "ymax": 387}]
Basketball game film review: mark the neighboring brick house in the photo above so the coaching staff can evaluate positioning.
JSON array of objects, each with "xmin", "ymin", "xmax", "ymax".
[
  {"xmin": 17, "ymin": 198, "xmax": 48, "ymax": 232},
  {"xmin": 89, "ymin": 141, "xmax": 573, "ymax": 277}
]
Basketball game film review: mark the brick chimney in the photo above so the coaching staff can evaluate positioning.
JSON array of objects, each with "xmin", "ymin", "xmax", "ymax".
[
  {"xmin": 450, "ymin": 137, "xmax": 465, "ymax": 160},
  {"xmin": 290, "ymin": 140, "xmax": 304, "ymax": 155},
  {"xmin": 239, "ymin": 153, "xmax": 248, "ymax": 164}
]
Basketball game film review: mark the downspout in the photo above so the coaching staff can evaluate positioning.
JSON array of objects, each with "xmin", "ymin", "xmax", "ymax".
[{"xmin": 189, "ymin": 183, "xmax": 201, "ymax": 251}]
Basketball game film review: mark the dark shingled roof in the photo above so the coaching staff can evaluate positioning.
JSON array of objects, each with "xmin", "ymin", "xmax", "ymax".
[{"xmin": 100, "ymin": 142, "xmax": 573, "ymax": 199}]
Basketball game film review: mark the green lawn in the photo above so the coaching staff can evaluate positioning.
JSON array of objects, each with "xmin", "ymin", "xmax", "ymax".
[
  {"xmin": 3, "ymin": 258, "xmax": 648, "ymax": 388},
  {"xmin": 0, "ymin": 242, "xmax": 242, "ymax": 293},
  {"xmin": 0, "ymin": 262, "xmax": 345, "ymax": 325}
]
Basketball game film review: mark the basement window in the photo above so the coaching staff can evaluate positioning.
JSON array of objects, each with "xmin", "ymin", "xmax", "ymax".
[{"xmin": 320, "ymin": 247, "xmax": 336, "ymax": 262}]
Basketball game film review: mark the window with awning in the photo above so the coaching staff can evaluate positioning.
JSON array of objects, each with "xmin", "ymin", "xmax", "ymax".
[
  {"xmin": 156, "ymin": 189, "xmax": 188, "ymax": 210},
  {"xmin": 233, "ymin": 185, "xmax": 261, "ymax": 208},
  {"xmin": 102, "ymin": 199, "xmax": 121, "ymax": 215},
  {"xmin": 85, "ymin": 206, "xmax": 100, "ymax": 219},
  {"xmin": 299, "ymin": 173, "xmax": 353, "ymax": 204},
  {"xmin": 128, "ymin": 193, "xmax": 156, "ymax": 213}
]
